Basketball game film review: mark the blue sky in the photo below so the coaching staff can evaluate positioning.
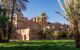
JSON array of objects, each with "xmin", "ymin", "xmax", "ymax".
[{"xmin": 23, "ymin": 0, "xmax": 68, "ymax": 24}]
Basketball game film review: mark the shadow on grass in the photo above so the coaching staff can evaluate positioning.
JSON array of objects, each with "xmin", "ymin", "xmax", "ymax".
[{"xmin": 0, "ymin": 41, "xmax": 80, "ymax": 50}]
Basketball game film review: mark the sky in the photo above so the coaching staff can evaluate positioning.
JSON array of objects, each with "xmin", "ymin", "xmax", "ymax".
[{"xmin": 23, "ymin": 0, "xmax": 68, "ymax": 24}]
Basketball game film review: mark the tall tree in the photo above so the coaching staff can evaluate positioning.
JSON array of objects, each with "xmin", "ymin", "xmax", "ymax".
[{"xmin": 57, "ymin": 0, "xmax": 80, "ymax": 47}]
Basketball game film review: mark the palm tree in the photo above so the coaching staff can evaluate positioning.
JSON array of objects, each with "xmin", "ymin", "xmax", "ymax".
[
  {"xmin": 0, "ymin": 0, "xmax": 29, "ymax": 41},
  {"xmin": 57, "ymin": 0, "xmax": 80, "ymax": 47}
]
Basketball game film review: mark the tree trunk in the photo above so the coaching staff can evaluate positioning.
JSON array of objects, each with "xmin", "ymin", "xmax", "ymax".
[
  {"xmin": 7, "ymin": 0, "xmax": 15, "ymax": 42},
  {"xmin": 73, "ymin": 21, "xmax": 80, "ymax": 48}
]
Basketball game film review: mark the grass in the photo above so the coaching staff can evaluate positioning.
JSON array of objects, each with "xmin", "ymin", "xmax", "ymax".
[{"xmin": 0, "ymin": 40, "xmax": 80, "ymax": 50}]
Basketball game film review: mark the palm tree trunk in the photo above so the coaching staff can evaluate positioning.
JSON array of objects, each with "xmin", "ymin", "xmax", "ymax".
[
  {"xmin": 7, "ymin": 0, "xmax": 15, "ymax": 42},
  {"xmin": 73, "ymin": 21, "xmax": 80, "ymax": 47}
]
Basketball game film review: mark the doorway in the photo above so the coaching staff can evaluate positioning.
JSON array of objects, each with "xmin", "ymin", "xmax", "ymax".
[{"xmin": 24, "ymin": 35, "xmax": 26, "ymax": 40}]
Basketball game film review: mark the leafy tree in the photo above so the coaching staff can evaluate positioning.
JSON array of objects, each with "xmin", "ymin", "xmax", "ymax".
[
  {"xmin": 38, "ymin": 30, "xmax": 47, "ymax": 39},
  {"xmin": 0, "ymin": 7, "xmax": 9, "ymax": 42}
]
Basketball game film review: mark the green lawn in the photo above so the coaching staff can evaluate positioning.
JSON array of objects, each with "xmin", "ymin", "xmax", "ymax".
[{"xmin": 0, "ymin": 40, "xmax": 80, "ymax": 50}]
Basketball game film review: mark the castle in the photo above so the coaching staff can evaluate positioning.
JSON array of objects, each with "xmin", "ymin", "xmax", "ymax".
[{"xmin": 11, "ymin": 12, "xmax": 69, "ymax": 40}]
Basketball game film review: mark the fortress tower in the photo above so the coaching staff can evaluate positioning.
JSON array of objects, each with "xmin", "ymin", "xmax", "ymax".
[{"xmin": 31, "ymin": 12, "xmax": 48, "ymax": 30}]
